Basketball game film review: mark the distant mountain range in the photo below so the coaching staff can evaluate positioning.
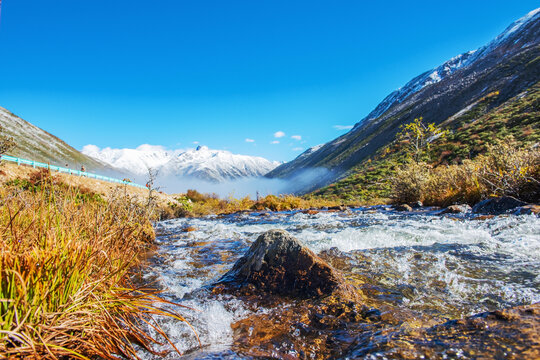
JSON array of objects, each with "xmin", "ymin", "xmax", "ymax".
[
  {"xmin": 82, "ymin": 144, "xmax": 280, "ymax": 183},
  {"xmin": 267, "ymin": 8, "xmax": 540, "ymax": 193},
  {"xmin": 0, "ymin": 107, "xmax": 279, "ymax": 185}
]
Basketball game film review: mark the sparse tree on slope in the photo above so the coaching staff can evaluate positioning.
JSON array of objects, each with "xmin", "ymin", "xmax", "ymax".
[{"xmin": 397, "ymin": 117, "xmax": 447, "ymax": 162}]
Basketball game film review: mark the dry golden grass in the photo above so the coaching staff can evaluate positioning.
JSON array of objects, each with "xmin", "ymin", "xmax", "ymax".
[
  {"xmin": 0, "ymin": 169, "xmax": 192, "ymax": 359},
  {"xmin": 391, "ymin": 141, "xmax": 540, "ymax": 206},
  {"xmin": 0, "ymin": 162, "xmax": 177, "ymax": 217},
  {"xmin": 169, "ymin": 190, "xmax": 350, "ymax": 218}
]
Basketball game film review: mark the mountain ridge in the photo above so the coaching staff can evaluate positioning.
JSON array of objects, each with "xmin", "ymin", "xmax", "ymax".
[
  {"xmin": 0, "ymin": 106, "xmax": 118, "ymax": 175},
  {"xmin": 267, "ymin": 8, "xmax": 540, "ymax": 193}
]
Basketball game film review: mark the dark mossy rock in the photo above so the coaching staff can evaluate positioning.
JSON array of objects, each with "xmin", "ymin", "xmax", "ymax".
[
  {"xmin": 214, "ymin": 229, "xmax": 359, "ymax": 300},
  {"xmin": 472, "ymin": 197, "xmax": 527, "ymax": 215},
  {"xmin": 301, "ymin": 209, "xmax": 320, "ymax": 215},
  {"xmin": 411, "ymin": 201, "xmax": 423, "ymax": 208}
]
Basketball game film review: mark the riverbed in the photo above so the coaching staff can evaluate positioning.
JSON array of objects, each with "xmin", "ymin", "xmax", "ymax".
[{"xmin": 140, "ymin": 207, "xmax": 540, "ymax": 359}]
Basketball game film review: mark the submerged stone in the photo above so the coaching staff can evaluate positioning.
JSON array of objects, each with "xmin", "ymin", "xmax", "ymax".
[
  {"xmin": 394, "ymin": 204, "xmax": 413, "ymax": 212},
  {"xmin": 514, "ymin": 204, "xmax": 540, "ymax": 215},
  {"xmin": 181, "ymin": 226, "xmax": 198, "ymax": 232},
  {"xmin": 440, "ymin": 204, "xmax": 471, "ymax": 214},
  {"xmin": 342, "ymin": 303, "xmax": 540, "ymax": 359},
  {"xmin": 215, "ymin": 229, "xmax": 359, "ymax": 299}
]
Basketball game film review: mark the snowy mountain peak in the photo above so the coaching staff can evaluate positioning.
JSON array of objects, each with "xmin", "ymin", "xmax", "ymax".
[
  {"xmin": 496, "ymin": 7, "xmax": 540, "ymax": 43},
  {"xmin": 295, "ymin": 144, "xmax": 324, "ymax": 161},
  {"xmin": 355, "ymin": 7, "xmax": 539, "ymax": 129},
  {"xmin": 82, "ymin": 144, "xmax": 280, "ymax": 183},
  {"xmin": 360, "ymin": 50, "xmax": 477, "ymax": 126}
]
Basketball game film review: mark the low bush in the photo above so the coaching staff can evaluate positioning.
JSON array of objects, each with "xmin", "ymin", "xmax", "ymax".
[
  {"xmin": 475, "ymin": 141, "xmax": 539, "ymax": 202},
  {"xmin": 391, "ymin": 161, "xmax": 431, "ymax": 204},
  {"xmin": 391, "ymin": 140, "xmax": 539, "ymax": 205}
]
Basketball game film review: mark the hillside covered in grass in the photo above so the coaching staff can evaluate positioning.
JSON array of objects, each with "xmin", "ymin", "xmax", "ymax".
[
  {"xmin": 267, "ymin": 11, "xmax": 540, "ymax": 193},
  {"xmin": 0, "ymin": 106, "xmax": 119, "ymax": 174},
  {"xmin": 312, "ymin": 82, "xmax": 540, "ymax": 204}
]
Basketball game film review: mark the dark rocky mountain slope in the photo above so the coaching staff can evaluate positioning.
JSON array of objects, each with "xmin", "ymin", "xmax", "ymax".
[{"xmin": 267, "ymin": 8, "xmax": 540, "ymax": 193}]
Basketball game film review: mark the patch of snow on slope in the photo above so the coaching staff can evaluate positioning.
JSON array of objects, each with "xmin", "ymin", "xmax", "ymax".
[
  {"xmin": 499, "ymin": 8, "xmax": 540, "ymax": 43},
  {"xmin": 295, "ymin": 144, "xmax": 324, "ymax": 161},
  {"xmin": 359, "ymin": 50, "xmax": 477, "ymax": 125},
  {"xmin": 465, "ymin": 7, "xmax": 540, "ymax": 64}
]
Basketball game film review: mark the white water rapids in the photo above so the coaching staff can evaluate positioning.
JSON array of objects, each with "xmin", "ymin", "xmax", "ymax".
[{"xmin": 139, "ymin": 208, "xmax": 540, "ymax": 359}]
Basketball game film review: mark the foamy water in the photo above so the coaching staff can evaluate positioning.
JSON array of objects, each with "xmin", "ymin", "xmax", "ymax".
[{"xmin": 141, "ymin": 208, "xmax": 540, "ymax": 358}]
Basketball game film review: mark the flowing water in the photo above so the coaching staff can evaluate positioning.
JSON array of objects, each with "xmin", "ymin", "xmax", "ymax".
[{"xmin": 140, "ymin": 208, "xmax": 540, "ymax": 359}]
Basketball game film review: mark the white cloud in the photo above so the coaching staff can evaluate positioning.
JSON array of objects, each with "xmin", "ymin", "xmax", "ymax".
[
  {"xmin": 270, "ymin": 140, "xmax": 280, "ymax": 144},
  {"xmin": 274, "ymin": 131, "xmax": 286, "ymax": 138},
  {"xmin": 291, "ymin": 135, "xmax": 302, "ymax": 140},
  {"xmin": 292, "ymin": 147, "xmax": 304, "ymax": 151},
  {"xmin": 193, "ymin": 141, "xmax": 199, "ymax": 144},
  {"xmin": 245, "ymin": 138, "xmax": 255, "ymax": 143},
  {"xmin": 333, "ymin": 125, "xmax": 353, "ymax": 130}
]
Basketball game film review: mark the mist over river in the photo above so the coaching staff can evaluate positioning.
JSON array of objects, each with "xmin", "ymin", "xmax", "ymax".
[{"xmin": 139, "ymin": 207, "xmax": 540, "ymax": 359}]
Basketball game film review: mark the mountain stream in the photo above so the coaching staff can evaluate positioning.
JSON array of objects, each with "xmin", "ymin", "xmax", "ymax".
[{"xmin": 139, "ymin": 207, "xmax": 540, "ymax": 359}]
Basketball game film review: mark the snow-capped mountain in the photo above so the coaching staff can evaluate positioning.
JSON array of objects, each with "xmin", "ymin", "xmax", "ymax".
[
  {"xmin": 82, "ymin": 144, "xmax": 175, "ymax": 175},
  {"xmin": 268, "ymin": 7, "xmax": 540, "ymax": 192},
  {"xmin": 82, "ymin": 144, "xmax": 280, "ymax": 183},
  {"xmin": 354, "ymin": 7, "xmax": 540, "ymax": 130},
  {"xmin": 361, "ymin": 50, "xmax": 477, "ymax": 126}
]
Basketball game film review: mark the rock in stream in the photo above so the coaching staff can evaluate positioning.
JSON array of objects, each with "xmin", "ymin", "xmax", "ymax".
[{"xmin": 214, "ymin": 229, "xmax": 359, "ymax": 300}]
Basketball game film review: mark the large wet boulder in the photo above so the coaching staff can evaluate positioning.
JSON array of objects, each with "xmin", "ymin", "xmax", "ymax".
[
  {"xmin": 215, "ymin": 229, "xmax": 359, "ymax": 299},
  {"xmin": 472, "ymin": 196, "xmax": 528, "ymax": 214}
]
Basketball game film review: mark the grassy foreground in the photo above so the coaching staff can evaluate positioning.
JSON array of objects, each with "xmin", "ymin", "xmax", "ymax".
[{"xmin": 0, "ymin": 169, "xmax": 188, "ymax": 359}]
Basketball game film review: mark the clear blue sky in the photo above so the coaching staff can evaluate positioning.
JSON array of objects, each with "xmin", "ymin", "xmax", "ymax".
[{"xmin": 0, "ymin": 1, "xmax": 537, "ymax": 161}]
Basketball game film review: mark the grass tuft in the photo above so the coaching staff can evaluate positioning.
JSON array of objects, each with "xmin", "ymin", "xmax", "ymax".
[{"xmin": 0, "ymin": 169, "xmax": 191, "ymax": 359}]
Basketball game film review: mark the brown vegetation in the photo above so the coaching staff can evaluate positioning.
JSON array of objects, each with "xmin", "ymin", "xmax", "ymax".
[
  {"xmin": 166, "ymin": 189, "xmax": 350, "ymax": 218},
  {"xmin": 0, "ymin": 169, "xmax": 190, "ymax": 359},
  {"xmin": 391, "ymin": 141, "xmax": 540, "ymax": 206},
  {"xmin": 0, "ymin": 162, "xmax": 177, "ymax": 218}
]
